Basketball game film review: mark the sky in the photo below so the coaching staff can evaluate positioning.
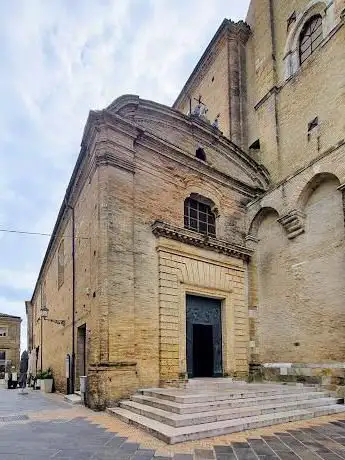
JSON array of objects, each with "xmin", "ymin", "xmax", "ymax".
[{"xmin": 0, "ymin": 0, "xmax": 250, "ymax": 352}]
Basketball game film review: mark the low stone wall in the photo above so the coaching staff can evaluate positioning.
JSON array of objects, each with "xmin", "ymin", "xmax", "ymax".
[{"xmin": 250, "ymin": 363, "xmax": 345, "ymax": 390}]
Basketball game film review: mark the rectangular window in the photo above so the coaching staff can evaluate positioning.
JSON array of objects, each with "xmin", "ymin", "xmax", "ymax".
[
  {"xmin": 0, "ymin": 351, "xmax": 5, "ymax": 360},
  {"xmin": 58, "ymin": 240, "xmax": 65, "ymax": 289},
  {"xmin": 0, "ymin": 328, "xmax": 8, "ymax": 337},
  {"xmin": 184, "ymin": 198, "xmax": 216, "ymax": 237}
]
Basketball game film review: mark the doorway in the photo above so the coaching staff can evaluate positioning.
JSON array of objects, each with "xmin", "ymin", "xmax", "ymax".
[
  {"xmin": 76, "ymin": 324, "xmax": 86, "ymax": 390},
  {"xmin": 192, "ymin": 324, "xmax": 214, "ymax": 377},
  {"xmin": 186, "ymin": 295, "xmax": 222, "ymax": 378}
]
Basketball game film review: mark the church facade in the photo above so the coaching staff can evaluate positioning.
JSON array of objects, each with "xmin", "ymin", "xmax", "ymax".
[{"xmin": 26, "ymin": 0, "xmax": 345, "ymax": 409}]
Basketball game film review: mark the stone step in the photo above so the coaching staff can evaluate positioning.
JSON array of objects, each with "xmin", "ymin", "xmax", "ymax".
[
  {"xmin": 140, "ymin": 385, "xmax": 319, "ymax": 404},
  {"xmin": 120, "ymin": 397, "xmax": 340, "ymax": 428},
  {"xmin": 64, "ymin": 393, "xmax": 83, "ymax": 405},
  {"xmin": 108, "ymin": 404, "xmax": 345, "ymax": 444},
  {"xmin": 131, "ymin": 391, "xmax": 331, "ymax": 414}
]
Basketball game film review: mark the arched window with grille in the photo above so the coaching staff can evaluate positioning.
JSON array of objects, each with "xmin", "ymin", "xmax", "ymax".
[
  {"xmin": 299, "ymin": 15, "xmax": 323, "ymax": 64},
  {"xmin": 184, "ymin": 196, "xmax": 216, "ymax": 237}
]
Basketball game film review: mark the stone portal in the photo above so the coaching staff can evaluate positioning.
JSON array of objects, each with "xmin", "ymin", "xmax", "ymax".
[{"xmin": 186, "ymin": 295, "xmax": 222, "ymax": 378}]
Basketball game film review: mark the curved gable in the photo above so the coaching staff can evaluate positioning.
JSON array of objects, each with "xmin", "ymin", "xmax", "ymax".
[{"xmin": 107, "ymin": 95, "xmax": 270, "ymax": 194}]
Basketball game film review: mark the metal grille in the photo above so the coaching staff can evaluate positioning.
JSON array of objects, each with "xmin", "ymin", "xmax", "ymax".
[
  {"xmin": 300, "ymin": 15, "xmax": 323, "ymax": 64},
  {"xmin": 0, "ymin": 415, "xmax": 29, "ymax": 422},
  {"xmin": 184, "ymin": 198, "xmax": 216, "ymax": 237}
]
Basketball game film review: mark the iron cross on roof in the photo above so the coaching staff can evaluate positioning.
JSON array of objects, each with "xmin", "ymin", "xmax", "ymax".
[{"xmin": 193, "ymin": 95, "xmax": 206, "ymax": 106}]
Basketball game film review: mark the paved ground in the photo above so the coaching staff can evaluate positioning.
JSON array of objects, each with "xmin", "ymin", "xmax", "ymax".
[{"xmin": 2, "ymin": 386, "xmax": 345, "ymax": 459}]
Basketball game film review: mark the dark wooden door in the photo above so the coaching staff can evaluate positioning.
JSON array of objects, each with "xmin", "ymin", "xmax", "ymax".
[{"xmin": 186, "ymin": 295, "xmax": 222, "ymax": 378}]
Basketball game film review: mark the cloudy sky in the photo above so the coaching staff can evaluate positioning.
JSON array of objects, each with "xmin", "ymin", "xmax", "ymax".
[{"xmin": 0, "ymin": 0, "xmax": 250, "ymax": 351}]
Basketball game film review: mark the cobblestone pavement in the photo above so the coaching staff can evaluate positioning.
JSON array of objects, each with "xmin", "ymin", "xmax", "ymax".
[{"xmin": 2, "ymin": 387, "xmax": 345, "ymax": 459}]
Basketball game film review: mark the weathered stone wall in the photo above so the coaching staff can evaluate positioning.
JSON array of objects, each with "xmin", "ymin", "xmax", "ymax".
[
  {"xmin": 245, "ymin": 0, "xmax": 345, "ymax": 182},
  {"xmin": 31, "ymin": 163, "xmax": 100, "ymax": 393},
  {"xmin": 174, "ymin": 21, "xmax": 250, "ymax": 148},
  {"xmin": 247, "ymin": 145, "xmax": 345, "ymax": 365},
  {"xmin": 0, "ymin": 315, "xmax": 21, "ymax": 370},
  {"xmin": 177, "ymin": 33, "xmax": 231, "ymax": 138},
  {"xmin": 101, "ymin": 109, "xmax": 256, "ymax": 390}
]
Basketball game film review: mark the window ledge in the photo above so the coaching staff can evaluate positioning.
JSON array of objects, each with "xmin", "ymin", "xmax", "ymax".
[{"xmin": 152, "ymin": 220, "xmax": 252, "ymax": 261}]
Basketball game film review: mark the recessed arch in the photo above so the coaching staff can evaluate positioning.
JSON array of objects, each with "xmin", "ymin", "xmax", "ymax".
[
  {"xmin": 283, "ymin": 0, "xmax": 335, "ymax": 79},
  {"xmin": 284, "ymin": 0, "xmax": 328, "ymax": 55},
  {"xmin": 248, "ymin": 207, "xmax": 280, "ymax": 238},
  {"xmin": 297, "ymin": 172, "xmax": 341, "ymax": 210}
]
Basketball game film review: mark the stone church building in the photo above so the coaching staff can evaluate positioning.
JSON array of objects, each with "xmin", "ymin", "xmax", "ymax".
[{"xmin": 26, "ymin": 0, "xmax": 345, "ymax": 409}]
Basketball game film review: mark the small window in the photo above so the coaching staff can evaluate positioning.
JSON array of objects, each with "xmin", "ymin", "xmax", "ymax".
[
  {"xmin": 195, "ymin": 147, "xmax": 206, "ymax": 161},
  {"xmin": 308, "ymin": 116, "xmax": 319, "ymax": 133},
  {"xmin": 58, "ymin": 240, "xmax": 65, "ymax": 288},
  {"xmin": 249, "ymin": 139, "xmax": 260, "ymax": 150},
  {"xmin": 0, "ymin": 328, "xmax": 7, "ymax": 337},
  {"xmin": 0, "ymin": 350, "xmax": 5, "ymax": 360},
  {"xmin": 184, "ymin": 197, "xmax": 216, "ymax": 237},
  {"xmin": 299, "ymin": 15, "xmax": 323, "ymax": 64}
]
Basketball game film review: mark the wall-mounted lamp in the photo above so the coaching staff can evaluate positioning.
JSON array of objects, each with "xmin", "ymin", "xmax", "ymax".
[{"xmin": 40, "ymin": 306, "xmax": 65, "ymax": 326}]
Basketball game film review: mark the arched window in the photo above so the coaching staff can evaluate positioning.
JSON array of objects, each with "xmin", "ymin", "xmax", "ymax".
[
  {"xmin": 299, "ymin": 15, "xmax": 323, "ymax": 64},
  {"xmin": 184, "ymin": 196, "xmax": 216, "ymax": 237}
]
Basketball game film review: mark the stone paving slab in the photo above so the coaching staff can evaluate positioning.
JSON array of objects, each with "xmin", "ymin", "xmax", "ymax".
[{"xmin": 2, "ymin": 387, "xmax": 345, "ymax": 459}]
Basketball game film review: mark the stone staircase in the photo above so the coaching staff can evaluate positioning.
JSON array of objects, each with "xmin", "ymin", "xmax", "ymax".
[{"xmin": 107, "ymin": 380, "xmax": 345, "ymax": 444}]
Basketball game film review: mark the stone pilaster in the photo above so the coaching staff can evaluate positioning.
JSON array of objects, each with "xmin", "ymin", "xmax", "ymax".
[
  {"xmin": 228, "ymin": 21, "xmax": 251, "ymax": 149},
  {"xmin": 245, "ymin": 235, "xmax": 260, "ymax": 368}
]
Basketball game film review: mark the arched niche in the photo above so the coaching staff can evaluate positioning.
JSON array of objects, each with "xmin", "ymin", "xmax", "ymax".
[
  {"xmin": 248, "ymin": 206, "xmax": 280, "ymax": 239},
  {"xmin": 283, "ymin": 0, "xmax": 336, "ymax": 79},
  {"xmin": 297, "ymin": 172, "xmax": 341, "ymax": 210}
]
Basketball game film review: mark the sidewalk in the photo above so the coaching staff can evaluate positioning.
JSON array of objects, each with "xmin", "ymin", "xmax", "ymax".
[{"xmin": 1, "ymin": 385, "xmax": 345, "ymax": 458}]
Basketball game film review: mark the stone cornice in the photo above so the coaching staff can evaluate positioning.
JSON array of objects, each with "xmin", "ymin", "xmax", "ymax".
[
  {"xmin": 104, "ymin": 98, "xmax": 270, "ymax": 192},
  {"xmin": 96, "ymin": 152, "xmax": 135, "ymax": 173},
  {"xmin": 152, "ymin": 221, "xmax": 252, "ymax": 261},
  {"xmin": 247, "ymin": 138, "xmax": 345, "ymax": 209},
  {"xmin": 254, "ymin": 86, "xmax": 280, "ymax": 111}
]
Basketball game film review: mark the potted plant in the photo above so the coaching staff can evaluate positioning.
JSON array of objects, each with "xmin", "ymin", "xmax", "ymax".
[
  {"xmin": 40, "ymin": 368, "xmax": 53, "ymax": 393},
  {"xmin": 35, "ymin": 371, "xmax": 42, "ymax": 390}
]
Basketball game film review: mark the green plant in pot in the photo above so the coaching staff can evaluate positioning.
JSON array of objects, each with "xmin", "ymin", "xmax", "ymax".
[
  {"xmin": 34, "ymin": 371, "xmax": 43, "ymax": 390},
  {"xmin": 40, "ymin": 368, "xmax": 53, "ymax": 393}
]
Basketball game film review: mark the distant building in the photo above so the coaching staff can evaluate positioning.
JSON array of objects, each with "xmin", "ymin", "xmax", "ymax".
[
  {"xmin": 26, "ymin": 0, "xmax": 345, "ymax": 409},
  {"xmin": 0, "ymin": 313, "xmax": 21, "ymax": 377}
]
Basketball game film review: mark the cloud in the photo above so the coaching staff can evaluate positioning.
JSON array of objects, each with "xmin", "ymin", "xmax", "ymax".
[{"xmin": 0, "ymin": 0, "xmax": 250, "ymax": 353}]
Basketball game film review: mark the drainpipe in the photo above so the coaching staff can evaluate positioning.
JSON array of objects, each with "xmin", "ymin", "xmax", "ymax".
[{"xmin": 66, "ymin": 200, "xmax": 76, "ymax": 394}]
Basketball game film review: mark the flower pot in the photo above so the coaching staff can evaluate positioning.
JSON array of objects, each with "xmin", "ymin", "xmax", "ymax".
[{"xmin": 41, "ymin": 378, "xmax": 53, "ymax": 393}]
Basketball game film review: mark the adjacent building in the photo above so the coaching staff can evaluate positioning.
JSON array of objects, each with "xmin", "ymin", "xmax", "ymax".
[
  {"xmin": 26, "ymin": 0, "xmax": 345, "ymax": 409},
  {"xmin": 0, "ymin": 313, "xmax": 21, "ymax": 377}
]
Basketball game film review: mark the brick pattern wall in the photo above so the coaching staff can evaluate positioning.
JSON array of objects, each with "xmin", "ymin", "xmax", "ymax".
[{"xmin": 0, "ymin": 316, "xmax": 21, "ymax": 370}]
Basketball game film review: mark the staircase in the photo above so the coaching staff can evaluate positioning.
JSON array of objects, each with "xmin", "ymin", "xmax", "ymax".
[{"xmin": 107, "ymin": 380, "xmax": 345, "ymax": 444}]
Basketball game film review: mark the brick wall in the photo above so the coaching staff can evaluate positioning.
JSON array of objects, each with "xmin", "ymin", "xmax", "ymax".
[
  {"xmin": 0, "ymin": 316, "xmax": 21, "ymax": 370},
  {"xmin": 245, "ymin": 0, "xmax": 345, "ymax": 182}
]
